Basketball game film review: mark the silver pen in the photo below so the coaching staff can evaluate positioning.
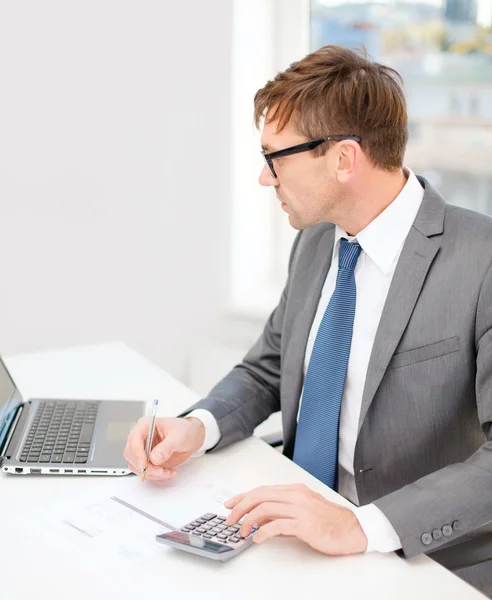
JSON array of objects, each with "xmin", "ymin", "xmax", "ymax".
[{"xmin": 141, "ymin": 399, "xmax": 159, "ymax": 482}]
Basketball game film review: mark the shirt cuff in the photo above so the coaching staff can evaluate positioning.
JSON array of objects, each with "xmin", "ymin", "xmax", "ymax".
[
  {"xmin": 186, "ymin": 409, "xmax": 221, "ymax": 455},
  {"xmin": 353, "ymin": 503, "xmax": 402, "ymax": 553}
]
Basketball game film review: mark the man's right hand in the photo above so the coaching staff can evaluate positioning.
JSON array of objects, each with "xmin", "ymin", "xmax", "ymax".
[{"xmin": 123, "ymin": 416, "xmax": 206, "ymax": 481}]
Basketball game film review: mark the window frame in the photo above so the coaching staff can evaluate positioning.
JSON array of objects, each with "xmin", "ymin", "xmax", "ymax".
[{"xmin": 229, "ymin": 0, "xmax": 309, "ymax": 319}]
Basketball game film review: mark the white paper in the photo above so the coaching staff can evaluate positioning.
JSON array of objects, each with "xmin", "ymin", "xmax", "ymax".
[
  {"xmin": 15, "ymin": 462, "xmax": 238, "ymax": 568},
  {"xmin": 35, "ymin": 495, "xmax": 168, "ymax": 567}
]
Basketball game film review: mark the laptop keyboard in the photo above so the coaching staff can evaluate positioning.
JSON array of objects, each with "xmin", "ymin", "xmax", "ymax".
[{"xmin": 18, "ymin": 401, "xmax": 99, "ymax": 464}]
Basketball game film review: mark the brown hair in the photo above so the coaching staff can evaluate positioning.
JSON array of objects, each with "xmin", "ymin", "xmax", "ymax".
[{"xmin": 254, "ymin": 45, "xmax": 408, "ymax": 171}]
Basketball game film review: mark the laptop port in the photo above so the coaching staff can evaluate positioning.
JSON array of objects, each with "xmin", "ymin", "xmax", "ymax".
[
  {"xmin": 30, "ymin": 468, "xmax": 41, "ymax": 474},
  {"xmin": 78, "ymin": 469, "xmax": 86, "ymax": 473},
  {"xmin": 65, "ymin": 469, "xmax": 73, "ymax": 473},
  {"xmin": 15, "ymin": 467, "xmax": 23, "ymax": 474},
  {"xmin": 49, "ymin": 469, "xmax": 59, "ymax": 473}
]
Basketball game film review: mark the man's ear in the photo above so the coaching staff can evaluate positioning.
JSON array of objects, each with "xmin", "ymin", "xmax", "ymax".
[{"xmin": 336, "ymin": 142, "xmax": 358, "ymax": 183}]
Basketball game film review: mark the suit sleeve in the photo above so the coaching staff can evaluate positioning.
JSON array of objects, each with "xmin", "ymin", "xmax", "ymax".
[
  {"xmin": 180, "ymin": 231, "xmax": 303, "ymax": 451},
  {"xmin": 372, "ymin": 259, "xmax": 492, "ymax": 558}
]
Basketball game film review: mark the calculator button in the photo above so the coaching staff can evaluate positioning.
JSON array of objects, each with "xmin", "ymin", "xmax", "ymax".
[
  {"xmin": 217, "ymin": 533, "xmax": 228, "ymax": 540},
  {"xmin": 216, "ymin": 516, "xmax": 226, "ymax": 522},
  {"xmin": 196, "ymin": 518, "xmax": 207, "ymax": 524},
  {"xmin": 187, "ymin": 524, "xmax": 197, "ymax": 530},
  {"xmin": 217, "ymin": 524, "xmax": 227, "ymax": 531},
  {"xmin": 190, "ymin": 521, "xmax": 201, "ymax": 527},
  {"xmin": 230, "ymin": 536, "xmax": 241, "ymax": 543},
  {"xmin": 202, "ymin": 524, "xmax": 212, "ymax": 531},
  {"xmin": 181, "ymin": 527, "xmax": 192, "ymax": 532},
  {"xmin": 202, "ymin": 533, "xmax": 213, "ymax": 539},
  {"xmin": 225, "ymin": 528, "xmax": 238, "ymax": 536},
  {"xmin": 201, "ymin": 513, "xmax": 217, "ymax": 521},
  {"xmin": 196, "ymin": 527, "xmax": 207, "ymax": 533}
]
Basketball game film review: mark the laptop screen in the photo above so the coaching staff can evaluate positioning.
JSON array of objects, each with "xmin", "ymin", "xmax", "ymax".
[{"xmin": 0, "ymin": 358, "xmax": 22, "ymax": 453}]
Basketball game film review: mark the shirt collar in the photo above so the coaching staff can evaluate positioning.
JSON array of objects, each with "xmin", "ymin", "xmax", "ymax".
[{"xmin": 333, "ymin": 168, "xmax": 424, "ymax": 275}]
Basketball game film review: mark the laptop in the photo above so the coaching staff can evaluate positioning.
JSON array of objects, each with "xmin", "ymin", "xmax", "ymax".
[{"xmin": 0, "ymin": 356, "xmax": 145, "ymax": 475}]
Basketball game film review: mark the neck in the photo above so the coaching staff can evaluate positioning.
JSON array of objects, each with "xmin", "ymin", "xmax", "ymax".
[{"xmin": 337, "ymin": 168, "xmax": 408, "ymax": 237}]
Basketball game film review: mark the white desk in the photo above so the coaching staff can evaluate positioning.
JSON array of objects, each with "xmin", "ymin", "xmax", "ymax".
[{"xmin": 0, "ymin": 343, "xmax": 485, "ymax": 600}]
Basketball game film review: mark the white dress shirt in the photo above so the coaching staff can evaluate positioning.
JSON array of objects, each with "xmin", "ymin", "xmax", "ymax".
[{"xmin": 189, "ymin": 168, "xmax": 424, "ymax": 553}]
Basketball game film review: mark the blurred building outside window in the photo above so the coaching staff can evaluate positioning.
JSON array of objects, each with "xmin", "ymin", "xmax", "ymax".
[{"xmin": 312, "ymin": 0, "xmax": 492, "ymax": 215}]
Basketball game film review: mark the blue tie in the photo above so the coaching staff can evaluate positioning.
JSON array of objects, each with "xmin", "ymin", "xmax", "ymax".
[{"xmin": 293, "ymin": 238, "xmax": 362, "ymax": 489}]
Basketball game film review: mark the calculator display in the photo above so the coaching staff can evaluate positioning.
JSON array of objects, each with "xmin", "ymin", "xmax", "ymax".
[{"xmin": 160, "ymin": 530, "xmax": 234, "ymax": 554}]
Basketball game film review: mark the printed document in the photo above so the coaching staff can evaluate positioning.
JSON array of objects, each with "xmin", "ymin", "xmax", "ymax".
[{"xmin": 14, "ymin": 461, "xmax": 237, "ymax": 568}]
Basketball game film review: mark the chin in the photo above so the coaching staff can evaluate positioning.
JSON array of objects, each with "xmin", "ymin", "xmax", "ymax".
[{"xmin": 288, "ymin": 214, "xmax": 308, "ymax": 231}]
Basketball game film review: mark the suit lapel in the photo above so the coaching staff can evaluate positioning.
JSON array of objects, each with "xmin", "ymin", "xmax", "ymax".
[
  {"xmin": 357, "ymin": 178, "xmax": 446, "ymax": 436},
  {"xmin": 282, "ymin": 225, "xmax": 336, "ymax": 454}
]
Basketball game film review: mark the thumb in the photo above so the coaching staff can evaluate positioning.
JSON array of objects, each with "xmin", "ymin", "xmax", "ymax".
[{"xmin": 149, "ymin": 436, "xmax": 177, "ymax": 466}]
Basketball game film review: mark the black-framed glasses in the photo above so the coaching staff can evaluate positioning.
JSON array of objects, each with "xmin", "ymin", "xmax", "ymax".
[{"xmin": 261, "ymin": 135, "xmax": 361, "ymax": 178}]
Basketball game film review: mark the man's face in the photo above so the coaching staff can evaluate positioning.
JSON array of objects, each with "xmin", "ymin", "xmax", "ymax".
[{"xmin": 259, "ymin": 116, "xmax": 344, "ymax": 230}]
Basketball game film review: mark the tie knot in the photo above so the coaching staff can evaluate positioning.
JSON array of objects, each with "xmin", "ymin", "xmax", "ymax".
[{"xmin": 338, "ymin": 238, "xmax": 362, "ymax": 271}]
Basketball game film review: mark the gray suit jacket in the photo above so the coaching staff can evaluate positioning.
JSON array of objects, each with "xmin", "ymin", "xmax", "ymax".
[{"xmin": 187, "ymin": 177, "xmax": 492, "ymax": 588}]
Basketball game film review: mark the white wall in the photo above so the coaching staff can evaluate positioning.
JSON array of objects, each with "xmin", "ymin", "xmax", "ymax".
[
  {"xmin": 187, "ymin": 0, "xmax": 308, "ymax": 422},
  {"xmin": 0, "ymin": 1, "xmax": 232, "ymax": 384}
]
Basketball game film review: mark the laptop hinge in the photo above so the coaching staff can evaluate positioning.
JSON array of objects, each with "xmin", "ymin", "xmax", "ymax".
[{"xmin": 0, "ymin": 403, "xmax": 26, "ymax": 458}]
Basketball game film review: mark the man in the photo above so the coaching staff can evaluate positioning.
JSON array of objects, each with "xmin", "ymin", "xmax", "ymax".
[{"xmin": 124, "ymin": 46, "xmax": 492, "ymax": 595}]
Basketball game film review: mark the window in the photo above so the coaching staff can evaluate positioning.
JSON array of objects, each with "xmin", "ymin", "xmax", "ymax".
[
  {"xmin": 469, "ymin": 94, "xmax": 479, "ymax": 116},
  {"xmin": 311, "ymin": 0, "xmax": 492, "ymax": 215},
  {"xmin": 230, "ymin": 0, "xmax": 309, "ymax": 317},
  {"xmin": 450, "ymin": 94, "xmax": 461, "ymax": 115}
]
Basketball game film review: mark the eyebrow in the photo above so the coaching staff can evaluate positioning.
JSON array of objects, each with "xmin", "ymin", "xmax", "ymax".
[{"xmin": 261, "ymin": 143, "xmax": 277, "ymax": 153}]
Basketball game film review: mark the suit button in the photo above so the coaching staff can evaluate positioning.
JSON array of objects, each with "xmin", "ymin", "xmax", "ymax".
[
  {"xmin": 432, "ymin": 529, "xmax": 442, "ymax": 541},
  {"xmin": 442, "ymin": 525, "xmax": 453, "ymax": 537},
  {"xmin": 452, "ymin": 520, "xmax": 462, "ymax": 532},
  {"xmin": 421, "ymin": 533, "xmax": 433, "ymax": 546}
]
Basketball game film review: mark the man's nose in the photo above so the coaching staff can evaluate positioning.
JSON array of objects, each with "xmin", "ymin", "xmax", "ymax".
[{"xmin": 259, "ymin": 164, "xmax": 278, "ymax": 187}]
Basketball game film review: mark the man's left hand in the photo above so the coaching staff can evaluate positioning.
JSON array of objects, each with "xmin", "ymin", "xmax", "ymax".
[{"xmin": 224, "ymin": 484, "xmax": 368, "ymax": 555}]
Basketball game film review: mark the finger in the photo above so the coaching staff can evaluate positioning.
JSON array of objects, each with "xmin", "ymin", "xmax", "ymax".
[
  {"xmin": 224, "ymin": 492, "xmax": 246, "ymax": 509},
  {"xmin": 225, "ymin": 485, "xmax": 303, "ymax": 509},
  {"xmin": 226, "ymin": 484, "xmax": 311, "ymax": 510},
  {"xmin": 154, "ymin": 451, "xmax": 192, "ymax": 470},
  {"xmin": 226, "ymin": 485, "xmax": 308, "ymax": 525},
  {"xmin": 128, "ymin": 458, "xmax": 177, "ymax": 481},
  {"xmin": 124, "ymin": 417, "xmax": 151, "ymax": 471},
  {"xmin": 239, "ymin": 502, "xmax": 297, "ymax": 537},
  {"xmin": 253, "ymin": 519, "xmax": 297, "ymax": 544},
  {"xmin": 141, "ymin": 466, "xmax": 178, "ymax": 482},
  {"xmin": 149, "ymin": 430, "xmax": 181, "ymax": 466}
]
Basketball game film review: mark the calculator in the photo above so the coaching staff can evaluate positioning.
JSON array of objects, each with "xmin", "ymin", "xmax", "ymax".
[{"xmin": 155, "ymin": 512, "xmax": 258, "ymax": 562}]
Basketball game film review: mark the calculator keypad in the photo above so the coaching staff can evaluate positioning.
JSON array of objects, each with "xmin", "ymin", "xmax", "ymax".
[{"xmin": 181, "ymin": 513, "xmax": 256, "ymax": 545}]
